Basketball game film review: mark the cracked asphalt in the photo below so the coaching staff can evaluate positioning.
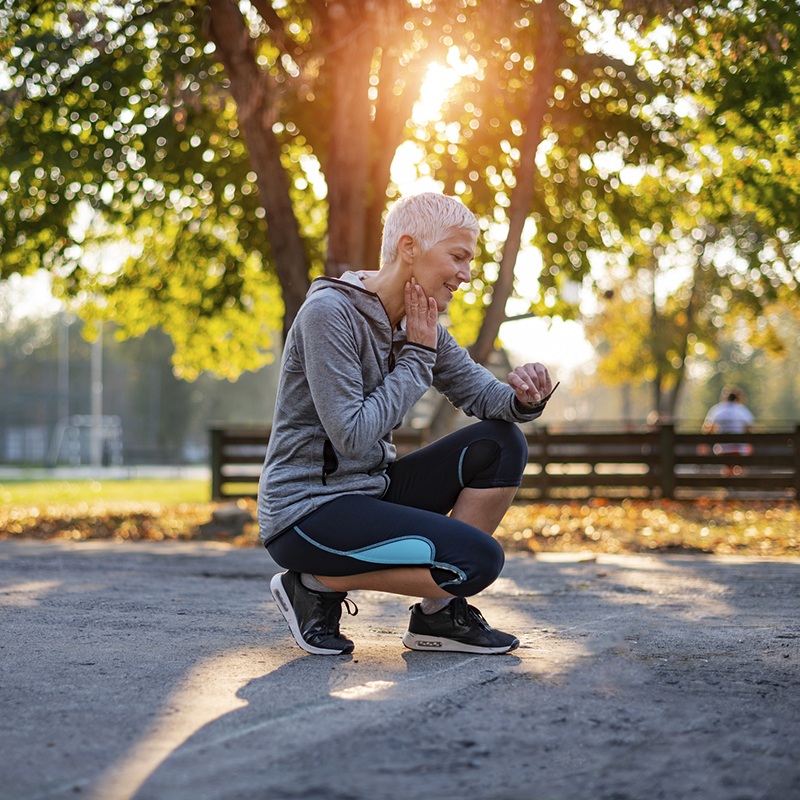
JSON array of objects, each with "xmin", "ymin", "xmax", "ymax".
[{"xmin": 1, "ymin": 539, "xmax": 799, "ymax": 800}]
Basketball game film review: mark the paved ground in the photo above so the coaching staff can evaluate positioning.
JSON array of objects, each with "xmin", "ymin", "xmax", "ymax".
[{"xmin": 1, "ymin": 539, "xmax": 799, "ymax": 800}]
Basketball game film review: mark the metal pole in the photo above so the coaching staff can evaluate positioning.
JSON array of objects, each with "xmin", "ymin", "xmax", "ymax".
[
  {"xmin": 47, "ymin": 314, "xmax": 71, "ymax": 466},
  {"xmin": 90, "ymin": 322, "xmax": 103, "ymax": 467},
  {"xmin": 58, "ymin": 313, "xmax": 69, "ymax": 423}
]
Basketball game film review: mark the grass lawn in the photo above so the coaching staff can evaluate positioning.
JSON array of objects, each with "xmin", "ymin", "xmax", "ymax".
[
  {"xmin": 0, "ymin": 479, "xmax": 209, "ymax": 506},
  {"xmin": 1, "ymin": 480, "xmax": 798, "ymax": 557},
  {"xmin": 0, "ymin": 479, "xmax": 224, "ymax": 544}
]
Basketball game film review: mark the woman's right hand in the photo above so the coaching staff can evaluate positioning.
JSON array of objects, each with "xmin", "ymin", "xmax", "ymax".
[{"xmin": 405, "ymin": 278, "xmax": 438, "ymax": 350}]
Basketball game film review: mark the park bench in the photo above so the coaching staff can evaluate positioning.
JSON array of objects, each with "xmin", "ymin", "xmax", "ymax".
[{"xmin": 210, "ymin": 424, "xmax": 800, "ymax": 502}]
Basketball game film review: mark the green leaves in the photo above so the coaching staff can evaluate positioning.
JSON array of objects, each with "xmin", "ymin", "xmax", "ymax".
[
  {"xmin": 0, "ymin": 0, "xmax": 322, "ymax": 377},
  {"xmin": 3, "ymin": 0, "xmax": 797, "ymax": 387}
]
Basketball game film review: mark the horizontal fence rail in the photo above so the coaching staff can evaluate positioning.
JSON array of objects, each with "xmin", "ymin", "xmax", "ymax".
[{"xmin": 210, "ymin": 425, "xmax": 800, "ymax": 502}]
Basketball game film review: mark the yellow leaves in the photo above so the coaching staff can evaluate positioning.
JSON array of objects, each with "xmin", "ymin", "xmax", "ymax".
[
  {"xmin": 6, "ymin": 488, "xmax": 797, "ymax": 556},
  {"xmin": 0, "ymin": 502, "xmax": 236, "ymax": 544},
  {"xmin": 1, "ymin": 490, "xmax": 260, "ymax": 548},
  {"xmin": 497, "ymin": 499, "xmax": 800, "ymax": 557},
  {"xmin": 446, "ymin": 290, "xmax": 484, "ymax": 347}
]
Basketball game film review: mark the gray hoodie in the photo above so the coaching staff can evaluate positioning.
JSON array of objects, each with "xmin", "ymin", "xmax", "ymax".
[{"xmin": 258, "ymin": 272, "xmax": 544, "ymax": 544}]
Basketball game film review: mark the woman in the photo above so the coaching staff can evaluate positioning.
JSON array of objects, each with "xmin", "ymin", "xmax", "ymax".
[{"xmin": 259, "ymin": 192, "xmax": 555, "ymax": 656}]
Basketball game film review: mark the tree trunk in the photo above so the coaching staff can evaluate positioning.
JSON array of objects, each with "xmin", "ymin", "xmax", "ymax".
[
  {"xmin": 653, "ymin": 374, "xmax": 664, "ymax": 421},
  {"xmin": 665, "ymin": 267, "xmax": 699, "ymax": 418},
  {"xmin": 324, "ymin": 2, "xmax": 375, "ymax": 277},
  {"xmin": 428, "ymin": 0, "xmax": 563, "ymax": 441},
  {"xmin": 363, "ymin": 48, "xmax": 425, "ymax": 269},
  {"xmin": 207, "ymin": 0, "xmax": 310, "ymax": 338},
  {"xmin": 649, "ymin": 254, "xmax": 663, "ymax": 420},
  {"xmin": 466, "ymin": 0, "xmax": 562, "ymax": 367}
]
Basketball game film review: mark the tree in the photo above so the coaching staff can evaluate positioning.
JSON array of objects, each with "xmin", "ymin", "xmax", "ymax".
[
  {"xmin": 584, "ymin": 163, "xmax": 798, "ymax": 420},
  {"xmin": 1, "ymin": 0, "xmax": 675, "ymax": 389},
  {"xmin": 1, "ymin": 0, "xmax": 447, "ymax": 378},
  {"xmin": 579, "ymin": 0, "xmax": 800, "ymax": 417},
  {"xmin": 417, "ymin": 0, "xmax": 680, "ymax": 433}
]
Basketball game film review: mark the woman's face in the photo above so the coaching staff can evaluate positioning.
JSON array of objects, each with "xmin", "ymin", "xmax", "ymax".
[{"xmin": 412, "ymin": 227, "xmax": 477, "ymax": 312}]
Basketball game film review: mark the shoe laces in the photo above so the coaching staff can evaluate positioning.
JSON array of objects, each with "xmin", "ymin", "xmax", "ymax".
[
  {"xmin": 453, "ymin": 598, "xmax": 490, "ymax": 630},
  {"xmin": 318, "ymin": 595, "xmax": 357, "ymax": 634},
  {"xmin": 343, "ymin": 597, "xmax": 358, "ymax": 617}
]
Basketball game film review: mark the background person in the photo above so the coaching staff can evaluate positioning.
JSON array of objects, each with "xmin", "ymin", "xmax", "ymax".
[
  {"xmin": 703, "ymin": 386, "xmax": 754, "ymax": 435},
  {"xmin": 259, "ymin": 192, "xmax": 555, "ymax": 656},
  {"xmin": 702, "ymin": 386, "xmax": 754, "ymax": 462}
]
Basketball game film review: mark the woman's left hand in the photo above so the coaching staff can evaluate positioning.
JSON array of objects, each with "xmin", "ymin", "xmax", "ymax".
[
  {"xmin": 405, "ymin": 278, "xmax": 438, "ymax": 350},
  {"xmin": 507, "ymin": 363, "xmax": 553, "ymax": 407}
]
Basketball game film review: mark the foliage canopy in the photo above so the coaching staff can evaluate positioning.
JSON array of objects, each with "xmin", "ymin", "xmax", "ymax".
[{"xmin": 1, "ymin": 0, "xmax": 797, "ymax": 400}]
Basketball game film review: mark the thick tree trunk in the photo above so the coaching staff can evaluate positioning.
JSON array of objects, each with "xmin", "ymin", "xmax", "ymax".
[
  {"xmin": 363, "ymin": 49, "xmax": 424, "ymax": 269},
  {"xmin": 324, "ymin": 2, "xmax": 375, "ymax": 277},
  {"xmin": 207, "ymin": 0, "xmax": 311, "ymax": 338}
]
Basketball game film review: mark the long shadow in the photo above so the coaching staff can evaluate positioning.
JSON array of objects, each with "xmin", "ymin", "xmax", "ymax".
[
  {"xmin": 129, "ymin": 556, "xmax": 800, "ymax": 800},
  {"xmin": 480, "ymin": 553, "xmax": 800, "ymax": 800},
  {"xmin": 3, "ymin": 541, "xmax": 799, "ymax": 800},
  {"xmin": 127, "ymin": 645, "xmax": 526, "ymax": 800},
  {"xmin": 0, "ymin": 540, "xmax": 279, "ymax": 800}
]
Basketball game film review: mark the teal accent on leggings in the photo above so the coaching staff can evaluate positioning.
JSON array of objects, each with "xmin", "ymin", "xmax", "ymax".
[
  {"xmin": 458, "ymin": 447, "xmax": 467, "ymax": 488},
  {"xmin": 294, "ymin": 526, "xmax": 435, "ymax": 565},
  {"xmin": 292, "ymin": 525, "xmax": 467, "ymax": 586}
]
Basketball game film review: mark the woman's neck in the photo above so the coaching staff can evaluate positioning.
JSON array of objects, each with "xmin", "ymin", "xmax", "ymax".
[{"xmin": 361, "ymin": 266, "xmax": 407, "ymax": 328}]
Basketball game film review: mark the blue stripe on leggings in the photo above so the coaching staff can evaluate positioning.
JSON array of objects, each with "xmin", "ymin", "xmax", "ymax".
[
  {"xmin": 292, "ymin": 525, "xmax": 466, "ymax": 586},
  {"xmin": 293, "ymin": 526, "xmax": 436, "ymax": 565},
  {"xmin": 458, "ymin": 447, "xmax": 467, "ymax": 488}
]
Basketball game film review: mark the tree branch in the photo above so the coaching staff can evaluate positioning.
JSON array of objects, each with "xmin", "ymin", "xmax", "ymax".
[{"xmin": 206, "ymin": 0, "xmax": 310, "ymax": 336}]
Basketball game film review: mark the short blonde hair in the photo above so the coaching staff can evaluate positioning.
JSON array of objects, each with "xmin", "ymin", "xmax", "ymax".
[{"xmin": 380, "ymin": 192, "xmax": 479, "ymax": 266}]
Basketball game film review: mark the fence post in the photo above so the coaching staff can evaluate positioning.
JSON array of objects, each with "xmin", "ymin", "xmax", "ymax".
[
  {"xmin": 210, "ymin": 428, "xmax": 223, "ymax": 501},
  {"xmin": 794, "ymin": 425, "xmax": 800, "ymax": 501},
  {"xmin": 660, "ymin": 423, "xmax": 675, "ymax": 499},
  {"xmin": 540, "ymin": 426, "xmax": 550, "ymax": 500}
]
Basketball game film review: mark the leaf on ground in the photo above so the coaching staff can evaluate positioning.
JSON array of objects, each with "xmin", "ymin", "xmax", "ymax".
[
  {"xmin": 496, "ymin": 499, "xmax": 800, "ymax": 557},
  {"xmin": 2, "ymin": 497, "xmax": 798, "ymax": 556}
]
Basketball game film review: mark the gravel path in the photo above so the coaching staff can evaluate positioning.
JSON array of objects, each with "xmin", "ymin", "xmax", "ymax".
[{"xmin": 1, "ymin": 541, "xmax": 799, "ymax": 800}]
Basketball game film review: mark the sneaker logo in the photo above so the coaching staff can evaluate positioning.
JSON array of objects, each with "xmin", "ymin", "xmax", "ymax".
[{"xmin": 417, "ymin": 640, "xmax": 442, "ymax": 648}]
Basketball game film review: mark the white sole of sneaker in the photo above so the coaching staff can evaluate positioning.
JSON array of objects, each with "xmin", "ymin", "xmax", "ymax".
[
  {"xmin": 401, "ymin": 631, "xmax": 519, "ymax": 654},
  {"xmin": 269, "ymin": 573, "xmax": 352, "ymax": 656}
]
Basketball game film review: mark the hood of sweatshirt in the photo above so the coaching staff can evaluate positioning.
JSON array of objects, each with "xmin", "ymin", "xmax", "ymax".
[{"xmin": 306, "ymin": 271, "xmax": 396, "ymax": 334}]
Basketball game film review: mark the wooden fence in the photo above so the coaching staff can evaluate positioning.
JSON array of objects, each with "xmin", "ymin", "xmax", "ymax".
[{"xmin": 210, "ymin": 424, "xmax": 800, "ymax": 502}]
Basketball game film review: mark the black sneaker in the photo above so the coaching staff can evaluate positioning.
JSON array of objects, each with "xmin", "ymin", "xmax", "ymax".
[
  {"xmin": 402, "ymin": 597, "xmax": 519, "ymax": 654},
  {"xmin": 270, "ymin": 571, "xmax": 356, "ymax": 655}
]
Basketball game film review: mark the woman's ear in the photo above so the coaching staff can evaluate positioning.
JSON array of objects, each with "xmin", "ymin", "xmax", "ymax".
[{"xmin": 397, "ymin": 234, "xmax": 416, "ymax": 264}]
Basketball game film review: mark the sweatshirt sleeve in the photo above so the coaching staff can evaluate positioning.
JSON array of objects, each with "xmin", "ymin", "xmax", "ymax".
[
  {"xmin": 432, "ymin": 325, "xmax": 546, "ymax": 424},
  {"xmin": 296, "ymin": 294, "xmax": 436, "ymax": 458}
]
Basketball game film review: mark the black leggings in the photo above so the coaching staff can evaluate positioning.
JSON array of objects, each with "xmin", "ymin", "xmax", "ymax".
[{"xmin": 266, "ymin": 420, "xmax": 528, "ymax": 596}]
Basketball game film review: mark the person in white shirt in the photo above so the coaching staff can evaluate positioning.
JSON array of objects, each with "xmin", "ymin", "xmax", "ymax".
[
  {"xmin": 702, "ymin": 386, "xmax": 754, "ymax": 459},
  {"xmin": 703, "ymin": 387, "xmax": 754, "ymax": 434}
]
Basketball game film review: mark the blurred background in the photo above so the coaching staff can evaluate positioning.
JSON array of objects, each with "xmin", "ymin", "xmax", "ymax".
[{"xmin": 2, "ymin": 0, "xmax": 799, "ymax": 471}]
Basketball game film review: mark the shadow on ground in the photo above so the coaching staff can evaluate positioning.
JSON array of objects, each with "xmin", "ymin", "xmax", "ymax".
[{"xmin": 1, "ymin": 541, "xmax": 799, "ymax": 800}]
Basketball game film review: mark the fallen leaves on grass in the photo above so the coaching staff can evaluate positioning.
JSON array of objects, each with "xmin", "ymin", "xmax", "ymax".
[
  {"xmin": 3, "ymin": 497, "xmax": 799, "ymax": 557},
  {"xmin": 0, "ymin": 499, "xmax": 260, "ymax": 548},
  {"xmin": 496, "ymin": 498, "xmax": 800, "ymax": 557}
]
